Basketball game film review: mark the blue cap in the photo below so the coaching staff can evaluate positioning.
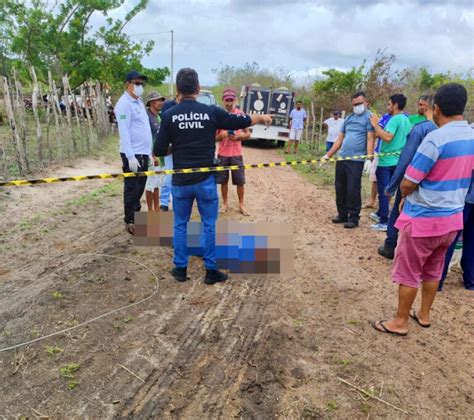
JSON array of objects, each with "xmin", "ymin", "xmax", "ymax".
[{"xmin": 125, "ymin": 70, "xmax": 148, "ymax": 82}]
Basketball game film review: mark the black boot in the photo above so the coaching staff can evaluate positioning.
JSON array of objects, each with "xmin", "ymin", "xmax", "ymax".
[
  {"xmin": 378, "ymin": 244, "xmax": 395, "ymax": 260},
  {"xmin": 204, "ymin": 269, "xmax": 228, "ymax": 285},
  {"xmin": 171, "ymin": 267, "xmax": 188, "ymax": 282},
  {"xmin": 344, "ymin": 221, "xmax": 359, "ymax": 229},
  {"xmin": 332, "ymin": 215, "xmax": 348, "ymax": 224}
]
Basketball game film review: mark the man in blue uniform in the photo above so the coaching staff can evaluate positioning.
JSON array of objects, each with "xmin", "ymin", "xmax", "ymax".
[{"xmin": 154, "ymin": 68, "xmax": 272, "ymax": 285}]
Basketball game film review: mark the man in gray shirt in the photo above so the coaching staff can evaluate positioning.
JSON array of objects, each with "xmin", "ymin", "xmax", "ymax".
[
  {"xmin": 114, "ymin": 70, "xmax": 152, "ymax": 235},
  {"xmin": 323, "ymin": 91, "xmax": 375, "ymax": 228}
]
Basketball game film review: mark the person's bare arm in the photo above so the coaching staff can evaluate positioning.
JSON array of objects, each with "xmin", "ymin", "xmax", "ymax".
[
  {"xmin": 250, "ymin": 114, "xmax": 272, "ymax": 126},
  {"xmin": 216, "ymin": 131, "xmax": 227, "ymax": 142},
  {"xmin": 370, "ymin": 114, "xmax": 393, "ymax": 142},
  {"xmin": 326, "ymin": 132, "xmax": 344, "ymax": 158},
  {"xmin": 400, "ymin": 178, "xmax": 418, "ymax": 198},
  {"xmin": 373, "ymin": 124, "xmax": 394, "ymax": 142},
  {"xmin": 367, "ymin": 131, "xmax": 375, "ymax": 160},
  {"xmin": 236, "ymin": 128, "xmax": 251, "ymax": 141}
]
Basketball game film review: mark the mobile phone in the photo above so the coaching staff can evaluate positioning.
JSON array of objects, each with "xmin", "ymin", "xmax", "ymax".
[{"xmin": 228, "ymin": 130, "xmax": 235, "ymax": 136}]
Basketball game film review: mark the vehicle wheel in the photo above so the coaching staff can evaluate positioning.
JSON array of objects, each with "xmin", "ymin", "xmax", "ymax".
[{"xmin": 277, "ymin": 140, "xmax": 285, "ymax": 148}]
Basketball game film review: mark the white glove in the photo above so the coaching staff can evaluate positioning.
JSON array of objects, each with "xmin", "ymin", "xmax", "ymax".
[
  {"xmin": 363, "ymin": 159, "xmax": 372, "ymax": 174},
  {"xmin": 128, "ymin": 156, "xmax": 140, "ymax": 173},
  {"xmin": 320, "ymin": 154, "xmax": 330, "ymax": 166}
]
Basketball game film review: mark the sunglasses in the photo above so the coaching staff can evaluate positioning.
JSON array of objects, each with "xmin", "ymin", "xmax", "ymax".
[
  {"xmin": 353, "ymin": 102, "xmax": 364, "ymax": 106},
  {"xmin": 132, "ymin": 81, "xmax": 145, "ymax": 86},
  {"xmin": 224, "ymin": 98, "xmax": 235, "ymax": 103}
]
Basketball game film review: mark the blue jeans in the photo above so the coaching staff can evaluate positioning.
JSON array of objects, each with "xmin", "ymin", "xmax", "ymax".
[
  {"xmin": 385, "ymin": 189, "xmax": 402, "ymax": 249},
  {"xmin": 160, "ymin": 154, "xmax": 173, "ymax": 207},
  {"xmin": 171, "ymin": 175, "xmax": 219, "ymax": 270},
  {"xmin": 376, "ymin": 165, "xmax": 396, "ymax": 224},
  {"xmin": 439, "ymin": 202, "xmax": 474, "ymax": 290}
]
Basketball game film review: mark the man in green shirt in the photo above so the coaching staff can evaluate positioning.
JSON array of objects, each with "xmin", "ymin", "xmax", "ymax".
[
  {"xmin": 370, "ymin": 94, "xmax": 411, "ymax": 231},
  {"xmin": 408, "ymin": 95, "xmax": 429, "ymax": 127}
]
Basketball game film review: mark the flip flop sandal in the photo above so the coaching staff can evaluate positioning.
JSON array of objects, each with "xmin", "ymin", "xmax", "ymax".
[
  {"xmin": 239, "ymin": 209, "xmax": 250, "ymax": 216},
  {"xmin": 409, "ymin": 310, "xmax": 431, "ymax": 328},
  {"xmin": 370, "ymin": 320, "xmax": 408, "ymax": 336},
  {"xmin": 220, "ymin": 207, "xmax": 228, "ymax": 214}
]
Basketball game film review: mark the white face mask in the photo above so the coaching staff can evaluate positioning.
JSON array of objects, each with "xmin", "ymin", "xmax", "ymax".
[
  {"xmin": 353, "ymin": 104, "xmax": 365, "ymax": 115},
  {"xmin": 133, "ymin": 84, "xmax": 144, "ymax": 97}
]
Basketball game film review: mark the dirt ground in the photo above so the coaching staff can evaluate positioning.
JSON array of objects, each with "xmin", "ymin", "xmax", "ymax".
[{"xmin": 0, "ymin": 146, "xmax": 473, "ymax": 419}]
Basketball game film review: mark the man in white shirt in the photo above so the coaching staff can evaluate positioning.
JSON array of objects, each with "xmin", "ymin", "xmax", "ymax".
[
  {"xmin": 323, "ymin": 110, "xmax": 344, "ymax": 152},
  {"xmin": 114, "ymin": 70, "xmax": 153, "ymax": 235},
  {"xmin": 286, "ymin": 101, "xmax": 307, "ymax": 154}
]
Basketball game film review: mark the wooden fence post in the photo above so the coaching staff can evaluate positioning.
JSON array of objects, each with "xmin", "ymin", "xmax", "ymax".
[
  {"xmin": 12, "ymin": 69, "xmax": 30, "ymax": 172},
  {"xmin": 310, "ymin": 100, "xmax": 316, "ymax": 150},
  {"xmin": 48, "ymin": 71, "xmax": 63, "ymax": 160},
  {"xmin": 62, "ymin": 75, "xmax": 76, "ymax": 154},
  {"xmin": 80, "ymin": 86, "xmax": 94, "ymax": 149},
  {"xmin": 318, "ymin": 107, "xmax": 324, "ymax": 153},
  {"xmin": 0, "ymin": 136, "xmax": 8, "ymax": 180},
  {"xmin": 30, "ymin": 67, "xmax": 44, "ymax": 165},
  {"xmin": 2, "ymin": 76, "xmax": 26, "ymax": 176}
]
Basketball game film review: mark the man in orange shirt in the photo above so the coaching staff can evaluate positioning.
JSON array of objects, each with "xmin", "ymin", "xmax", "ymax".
[{"xmin": 216, "ymin": 88, "xmax": 251, "ymax": 216}]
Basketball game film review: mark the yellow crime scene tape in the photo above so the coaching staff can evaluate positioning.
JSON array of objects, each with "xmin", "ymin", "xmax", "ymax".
[{"xmin": 0, "ymin": 152, "xmax": 399, "ymax": 187}]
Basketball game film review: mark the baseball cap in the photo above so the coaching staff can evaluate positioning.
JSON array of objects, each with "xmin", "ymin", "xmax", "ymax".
[
  {"xmin": 125, "ymin": 70, "xmax": 148, "ymax": 82},
  {"xmin": 222, "ymin": 88, "xmax": 236, "ymax": 101},
  {"xmin": 146, "ymin": 92, "xmax": 166, "ymax": 105}
]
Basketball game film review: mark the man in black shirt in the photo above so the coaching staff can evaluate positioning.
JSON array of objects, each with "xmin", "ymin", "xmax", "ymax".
[{"xmin": 155, "ymin": 68, "xmax": 272, "ymax": 284}]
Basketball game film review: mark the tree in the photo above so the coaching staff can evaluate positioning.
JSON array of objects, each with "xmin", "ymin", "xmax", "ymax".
[
  {"xmin": 312, "ymin": 65, "xmax": 365, "ymax": 111},
  {"xmin": 419, "ymin": 67, "xmax": 450, "ymax": 91},
  {"xmin": 214, "ymin": 62, "xmax": 293, "ymax": 91},
  {"xmin": 0, "ymin": 0, "xmax": 169, "ymax": 88}
]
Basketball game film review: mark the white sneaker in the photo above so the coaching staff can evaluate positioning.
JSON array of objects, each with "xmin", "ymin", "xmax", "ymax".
[
  {"xmin": 371, "ymin": 223, "xmax": 388, "ymax": 232},
  {"xmin": 369, "ymin": 212, "xmax": 380, "ymax": 223}
]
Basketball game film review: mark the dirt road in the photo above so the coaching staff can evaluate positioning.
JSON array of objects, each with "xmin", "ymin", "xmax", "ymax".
[{"xmin": 0, "ymin": 147, "xmax": 472, "ymax": 418}]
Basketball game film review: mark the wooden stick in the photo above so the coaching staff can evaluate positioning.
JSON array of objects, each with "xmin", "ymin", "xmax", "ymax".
[
  {"xmin": 12, "ymin": 69, "xmax": 30, "ymax": 172},
  {"xmin": 30, "ymin": 67, "xmax": 44, "ymax": 165},
  {"xmin": 337, "ymin": 377, "xmax": 408, "ymax": 414},
  {"xmin": 118, "ymin": 363, "xmax": 145, "ymax": 383},
  {"xmin": 62, "ymin": 75, "xmax": 76, "ymax": 154},
  {"xmin": 2, "ymin": 76, "xmax": 26, "ymax": 176},
  {"xmin": 48, "ymin": 71, "xmax": 62, "ymax": 159}
]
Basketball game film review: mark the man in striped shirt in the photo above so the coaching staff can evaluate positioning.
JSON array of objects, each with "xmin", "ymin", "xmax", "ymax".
[{"xmin": 371, "ymin": 83, "xmax": 474, "ymax": 336}]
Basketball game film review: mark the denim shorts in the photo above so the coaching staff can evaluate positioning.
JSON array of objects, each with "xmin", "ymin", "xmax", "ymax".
[{"xmin": 216, "ymin": 155, "xmax": 245, "ymax": 186}]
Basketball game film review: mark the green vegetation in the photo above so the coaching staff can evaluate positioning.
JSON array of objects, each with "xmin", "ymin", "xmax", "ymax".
[
  {"xmin": 335, "ymin": 358, "xmax": 352, "ymax": 367},
  {"xmin": 63, "ymin": 181, "xmax": 121, "ymax": 208},
  {"xmin": 60, "ymin": 362, "xmax": 80, "ymax": 390},
  {"xmin": 325, "ymin": 400, "xmax": 338, "ymax": 411},
  {"xmin": 51, "ymin": 291, "xmax": 63, "ymax": 300},
  {"xmin": 46, "ymin": 345, "xmax": 64, "ymax": 356},
  {"xmin": 0, "ymin": 0, "xmax": 168, "ymax": 88}
]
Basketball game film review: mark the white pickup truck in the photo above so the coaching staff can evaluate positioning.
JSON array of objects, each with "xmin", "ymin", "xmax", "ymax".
[{"xmin": 239, "ymin": 84, "xmax": 295, "ymax": 146}]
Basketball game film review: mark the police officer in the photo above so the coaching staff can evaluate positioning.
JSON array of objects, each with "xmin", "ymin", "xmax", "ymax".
[
  {"xmin": 155, "ymin": 68, "xmax": 272, "ymax": 285},
  {"xmin": 114, "ymin": 70, "xmax": 152, "ymax": 235}
]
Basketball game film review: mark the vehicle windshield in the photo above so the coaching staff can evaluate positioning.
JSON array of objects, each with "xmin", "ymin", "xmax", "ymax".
[{"xmin": 197, "ymin": 93, "xmax": 215, "ymax": 105}]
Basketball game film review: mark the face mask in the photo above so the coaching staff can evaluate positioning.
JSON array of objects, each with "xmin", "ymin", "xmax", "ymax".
[
  {"xmin": 353, "ymin": 104, "xmax": 365, "ymax": 115},
  {"xmin": 133, "ymin": 84, "xmax": 144, "ymax": 97}
]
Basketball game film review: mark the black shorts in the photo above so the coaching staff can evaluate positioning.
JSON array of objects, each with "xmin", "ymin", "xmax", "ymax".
[{"xmin": 216, "ymin": 155, "xmax": 245, "ymax": 186}]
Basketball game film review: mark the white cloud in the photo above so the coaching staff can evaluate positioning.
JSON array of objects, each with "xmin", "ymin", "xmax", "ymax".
[{"xmin": 112, "ymin": 0, "xmax": 474, "ymax": 85}]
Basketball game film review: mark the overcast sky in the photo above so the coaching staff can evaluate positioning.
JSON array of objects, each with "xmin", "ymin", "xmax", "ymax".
[{"xmin": 99, "ymin": 0, "xmax": 473, "ymax": 86}]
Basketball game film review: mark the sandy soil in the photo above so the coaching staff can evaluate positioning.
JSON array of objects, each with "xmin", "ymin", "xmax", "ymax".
[{"xmin": 0, "ymin": 146, "xmax": 472, "ymax": 419}]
